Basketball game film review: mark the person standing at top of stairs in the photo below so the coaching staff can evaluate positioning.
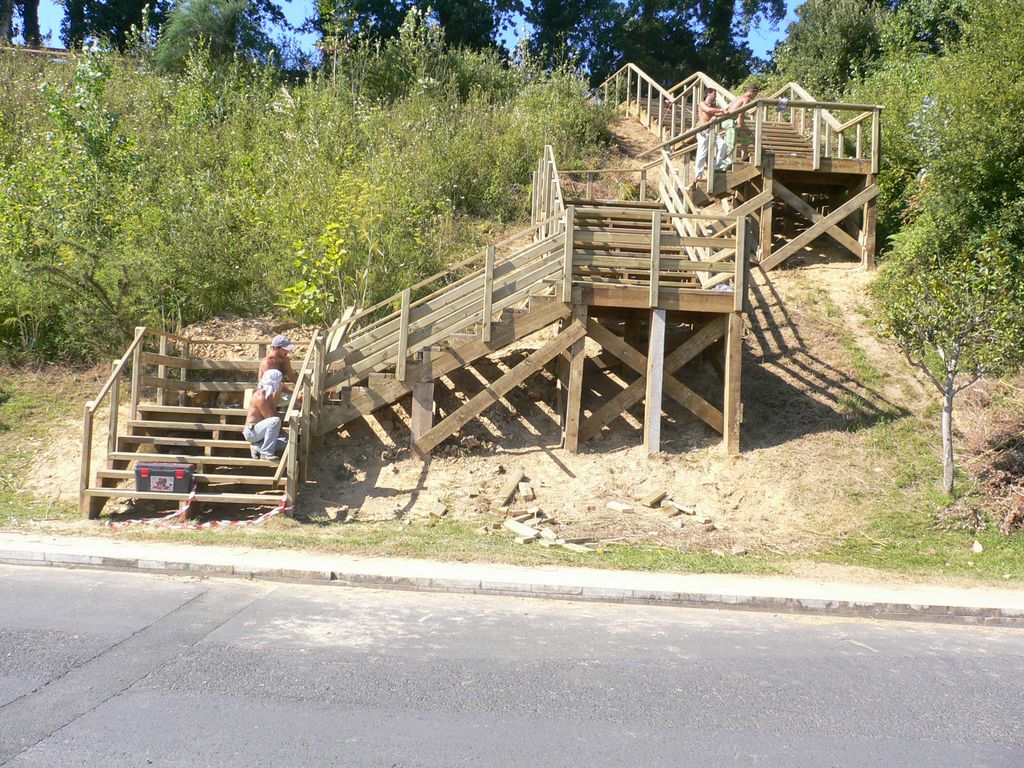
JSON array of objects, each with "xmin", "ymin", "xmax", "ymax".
[
  {"xmin": 243, "ymin": 370, "xmax": 284, "ymax": 460},
  {"xmin": 694, "ymin": 88, "xmax": 724, "ymax": 184},
  {"xmin": 716, "ymin": 86, "xmax": 759, "ymax": 172}
]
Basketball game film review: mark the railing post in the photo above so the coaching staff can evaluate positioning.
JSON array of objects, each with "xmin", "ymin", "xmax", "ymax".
[
  {"xmin": 79, "ymin": 404, "xmax": 94, "ymax": 518},
  {"xmin": 107, "ymin": 360, "xmax": 119, "ymax": 455},
  {"xmin": 562, "ymin": 205, "xmax": 575, "ymax": 303},
  {"xmin": 636, "ymin": 72, "xmax": 642, "ymax": 118},
  {"xmin": 706, "ymin": 122, "xmax": 717, "ymax": 194},
  {"xmin": 531, "ymin": 170, "xmax": 538, "ymax": 225},
  {"xmin": 646, "ymin": 82, "xmax": 653, "ymax": 128},
  {"xmin": 626, "ymin": 68, "xmax": 633, "ymax": 115},
  {"xmin": 586, "ymin": 172, "xmax": 594, "ymax": 200},
  {"xmin": 311, "ymin": 332, "xmax": 325, "ymax": 446},
  {"xmin": 396, "ymin": 287, "xmax": 410, "ymax": 381},
  {"xmin": 639, "ymin": 168, "xmax": 647, "ymax": 201},
  {"xmin": 754, "ymin": 104, "xmax": 764, "ymax": 166},
  {"xmin": 129, "ymin": 326, "xmax": 144, "ymax": 420},
  {"xmin": 178, "ymin": 340, "xmax": 189, "ymax": 406},
  {"xmin": 812, "ymin": 107, "xmax": 822, "ymax": 171},
  {"xmin": 734, "ymin": 214, "xmax": 748, "ymax": 313},
  {"xmin": 649, "ymin": 210, "xmax": 661, "ymax": 308},
  {"xmin": 482, "ymin": 245, "xmax": 494, "ymax": 343},
  {"xmin": 156, "ymin": 334, "xmax": 168, "ymax": 405},
  {"xmin": 657, "ymin": 94, "xmax": 664, "ymax": 138},
  {"xmin": 856, "ymin": 122, "xmax": 863, "ymax": 159},
  {"xmin": 871, "ymin": 110, "xmax": 881, "ymax": 175}
]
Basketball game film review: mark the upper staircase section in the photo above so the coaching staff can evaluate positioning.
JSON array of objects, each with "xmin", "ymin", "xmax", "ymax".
[{"xmin": 599, "ymin": 64, "xmax": 882, "ymax": 182}]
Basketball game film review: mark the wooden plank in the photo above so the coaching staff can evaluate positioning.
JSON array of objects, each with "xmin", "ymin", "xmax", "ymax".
[
  {"xmin": 563, "ymin": 305, "xmax": 588, "ymax": 453},
  {"xmin": 482, "ymin": 246, "xmax": 495, "ymax": 343},
  {"xmin": 648, "ymin": 210, "xmax": 661, "ymax": 307},
  {"xmin": 759, "ymin": 162, "xmax": 774, "ymax": 264},
  {"xmin": 498, "ymin": 468, "xmax": 526, "ymax": 506},
  {"xmin": 107, "ymin": 361, "xmax": 120, "ymax": 455},
  {"xmin": 812, "ymin": 107, "xmax": 821, "ymax": 171},
  {"xmin": 862, "ymin": 174, "xmax": 877, "ymax": 270},
  {"xmin": 412, "ymin": 321, "xmax": 586, "ymax": 457},
  {"xmin": 562, "ymin": 205, "xmax": 574, "ymax": 301},
  {"xmin": 84, "ymin": 488, "xmax": 283, "ymax": 505},
  {"xmin": 108, "ymin": 451, "xmax": 276, "ymax": 468},
  {"xmin": 578, "ymin": 284, "xmax": 735, "ymax": 313},
  {"xmin": 761, "ymin": 184, "xmax": 879, "ymax": 271},
  {"xmin": 157, "ymin": 335, "xmax": 168, "ymax": 405},
  {"xmin": 772, "ymin": 179, "xmax": 861, "ymax": 257},
  {"xmin": 396, "ymin": 287, "xmax": 411, "ymax": 381},
  {"xmin": 141, "ymin": 353, "xmax": 261, "ymax": 371},
  {"xmin": 644, "ymin": 309, "xmax": 666, "ymax": 453},
  {"xmin": 97, "ymin": 469, "xmax": 282, "ymax": 486},
  {"xmin": 733, "ymin": 214, "xmax": 747, "ymax": 313},
  {"xmin": 723, "ymin": 312, "xmax": 743, "ymax": 455},
  {"xmin": 140, "ymin": 377, "xmax": 250, "ymax": 393},
  {"xmin": 80, "ymin": 405, "xmax": 94, "ymax": 518},
  {"xmin": 130, "ymin": 326, "xmax": 144, "ymax": 420},
  {"xmin": 410, "ymin": 349, "xmax": 434, "ymax": 452}
]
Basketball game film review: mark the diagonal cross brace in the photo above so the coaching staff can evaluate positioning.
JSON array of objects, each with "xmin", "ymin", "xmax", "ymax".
[
  {"xmin": 579, "ymin": 316, "xmax": 728, "ymax": 441},
  {"xmin": 412, "ymin": 321, "xmax": 587, "ymax": 457}
]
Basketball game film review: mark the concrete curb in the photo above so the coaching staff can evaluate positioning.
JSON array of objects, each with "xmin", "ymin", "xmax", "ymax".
[{"xmin": 1, "ymin": 535, "xmax": 1022, "ymax": 627}]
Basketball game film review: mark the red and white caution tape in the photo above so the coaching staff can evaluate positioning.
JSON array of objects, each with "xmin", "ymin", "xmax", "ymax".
[
  {"xmin": 163, "ymin": 494, "xmax": 290, "ymax": 531},
  {"xmin": 107, "ymin": 484, "xmax": 198, "ymax": 530},
  {"xmin": 108, "ymin": 489, "xmax": 289, "ymax": 531}
]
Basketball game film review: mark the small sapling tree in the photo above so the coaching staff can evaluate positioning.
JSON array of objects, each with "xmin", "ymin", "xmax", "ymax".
[{"xmin": 877, "ymin": 233, "xmax": 1024, "ymax": 495}]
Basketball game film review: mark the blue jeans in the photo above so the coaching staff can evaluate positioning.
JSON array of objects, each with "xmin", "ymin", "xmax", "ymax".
[{"xmin": 243, "ymin": 416, "xmax": 281, "ymax": 459}]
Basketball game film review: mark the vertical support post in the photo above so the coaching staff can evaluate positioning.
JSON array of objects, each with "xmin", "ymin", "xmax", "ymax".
[
  {"xmin": 671, "ymin": 100, "xmax": 677, "ymax": 137},
  {"xmin": 562, "ymin": 205, "xmax": 575, "ymax": 303},
  {"xmin": 649, "ymin": 210, "xmax": 661, "ymax": 308},
  {"xmin": 311, "ymin": 333, "xmax": 325, "ymax": 448},
  {"xmin": 156, "ymin": 334, "xmax": 168, "ymax": 405},
  {"xmin": 646, "ymin": 82, "xmax": 652, "ymax": 128},
  {"xmin": 626, "ymin": 68, "xmax": 632, "ymax": 114},
  {"xmin": 643, "ymin": 309, "xmax": 666, "ymax": 455},
  {"xmin": 734, "ymin": 214, "xmax": 748, "ymax": 313},
  {"xmin": 130, "ymin": 326, "xmax": 144, "ymax": 420},
  {"xmin": 723, "ymin": 312, "xmax": 743, "ymax": 456},
  {"xmin": 636, "ymin": 72, "xmax": 641, "ymax": 118},
  {"xmin": 482, "ymin": 245, "xmax": 494, "ymax": 343},
  {"xmin": 824, "ymin": 122, "xmax": 832, "ymax": 158},
  {"xmin": 80, "ymin": 404, "xmax": 94, "ymax": 517},
  {"xmin": 862, "ymin": 174, "xmax": 878, "ymax": 271},
  {"xmin": 871, "ymin": 110, "xmax": 881, "ymax": 175},
  {"xmin": 285, "ymin": 416, "xmax": 298, "ymax": 516},
  {"xmin": 397, "ymin": 288, "xmax": 411, "ymax": 381},
  {"xmin": 531, "ymin": 170, "xmax": 538, "ymax": 225},
  {"xmin": 812, "ymin": 108, "xmax": 822, "ymax": 171},
  {"xmin": 639, "ymin": 168, "xmax": 647, "ymax": 201},
  {"xmin": 410, "ymin": 349, "xmax": 434, "ymax": 453},
  {"xmin": 759, "ymin": 160, "xmax": 774, "ymax": 265},
  {"xmin": 178, "ymin": 341, "xmax": 189, "ymax": 406},
  {"xmin": 586, "ymin": 172, "xmax": 594, "ymax": 200},
  {"xmin": 657, "ymin": 93, "xmax": 663, "ymax": 138},
  {"xmin": 706, "ymin": 122, "xmax": 717, "ymax": 195},
  {"xmin": 107, "ymin": 360, "xmax": 120, "ymax": 455},
  {"xmin": 563, "ymin": 304, "xmax": 588, "ymax": 453},
  {"xmin": 856, "ymin": 122, "xmax": 863, "ymax": 159},
  {"xmin": 754, "ymin": 104, "xmax": 764, "ymax": 166}
]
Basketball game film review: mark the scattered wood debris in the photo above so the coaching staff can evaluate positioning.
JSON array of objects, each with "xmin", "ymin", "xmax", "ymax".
[
  {"xmin": 517, "ymin": 481, "xmax": 535, "ymax": 501},
  {"xmin": 607, "ymin": 501, "xmax": 633, "ymax": 513},
  {"xmin": 664, "ymin": 500, "xmax": 696, "ymax": 515},
  {"xmin": 498, "ymin": 468, "xmax": 525, "ymax": 506},
  {"xmin": 642, "ymin": 489, "xmax": 667, "ymax": 508}
]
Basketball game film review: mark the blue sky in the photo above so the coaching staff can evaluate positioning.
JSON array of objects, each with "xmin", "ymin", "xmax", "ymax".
[{"xmin": 32, "ymin": 1, "xmax": 799, "ymax": 60}]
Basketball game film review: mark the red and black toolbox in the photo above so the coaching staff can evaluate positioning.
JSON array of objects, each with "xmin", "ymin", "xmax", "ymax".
[{"xmin": 135, "ymin": 462, "xmax": 193, "ymax": 493}]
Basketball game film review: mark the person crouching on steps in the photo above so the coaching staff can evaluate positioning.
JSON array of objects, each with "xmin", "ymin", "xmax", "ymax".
[{"xmin": 244, "ymin": 370, "xmax": 284, "ymax": 460}]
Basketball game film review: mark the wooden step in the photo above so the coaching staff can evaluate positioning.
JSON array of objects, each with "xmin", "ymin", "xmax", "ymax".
[
  {"xmin": 127, "ymin": 419, "xmax": 291, "ymax": 434},
  {"xmin": 137, "ymin": 404, "xmax": 249, "ymax": 417},
  {"xmin": 108, "ymin": 451, "xmax": 277, "ymax": 468},
  {"xmin": 97, "ymin": 469, "xmax": 283, "ymax": 487},
  {"xmin": 84, "ymin": 487, "xmax": 284, "ymax": 505},
  {"xmin": 118, "ymin": 435, "xmax": 255, "ymax": 450}
]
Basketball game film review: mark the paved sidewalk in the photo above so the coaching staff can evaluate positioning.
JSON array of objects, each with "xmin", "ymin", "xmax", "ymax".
[{"xmin": 1, "ymin": 532, "xmax": 1021, "ymax": 626}]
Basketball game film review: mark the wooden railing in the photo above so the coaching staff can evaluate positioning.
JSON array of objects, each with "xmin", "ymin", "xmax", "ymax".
[{"xmin": 567, "ymin": 204, "xmax": 749, "ymax": 311}]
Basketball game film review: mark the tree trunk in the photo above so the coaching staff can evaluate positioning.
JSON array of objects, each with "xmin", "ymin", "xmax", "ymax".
[
  {"xmin": 941, "ymin": 377, "xmax": 955, "ymax": 495},
  {"xmin": 20, "ymin": 0, "xmax": 40, "ymax": 47},
  {"xmin": 0, "ymin": 0, "xmax": 14, "ymax": 45}
]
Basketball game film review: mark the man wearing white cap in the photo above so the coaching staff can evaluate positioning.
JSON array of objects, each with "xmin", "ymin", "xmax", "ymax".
[
  {"xmin": 258, "ymin": 334, "xmax": 298, "ymax": 391},
  {"xmin": 243, "ymin": 369, "xmax": 284, "ymax": 460}
]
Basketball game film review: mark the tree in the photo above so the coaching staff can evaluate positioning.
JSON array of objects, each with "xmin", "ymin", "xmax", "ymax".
[
  {"xmin": 1, "ymin": 0, "xmax": 14, "ymax": 44},
  {"xmin": 1, "ymin": 0, "xmax": 41, "ymax": 45},
  {"xmin": 772, "ymin": 0, "xmax": 886, "ymax": 98},
  {"xmin": 525, "ymin": 0, "xmax": 623, "ymax": 82},
  {"xmin": 155, "ymin": 0, "xmax": 277, "ymax": 71}
]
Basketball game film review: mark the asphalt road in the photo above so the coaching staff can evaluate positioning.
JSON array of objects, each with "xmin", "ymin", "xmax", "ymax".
[{"xmin": 0, "ymin": 564, "xmax": 1022, "ymax": 767}]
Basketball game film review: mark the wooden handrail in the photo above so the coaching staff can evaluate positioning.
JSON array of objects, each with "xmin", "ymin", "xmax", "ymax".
[{"xmin": 87, "ymin": 327, "xmax": 147, "ymax": 413}]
